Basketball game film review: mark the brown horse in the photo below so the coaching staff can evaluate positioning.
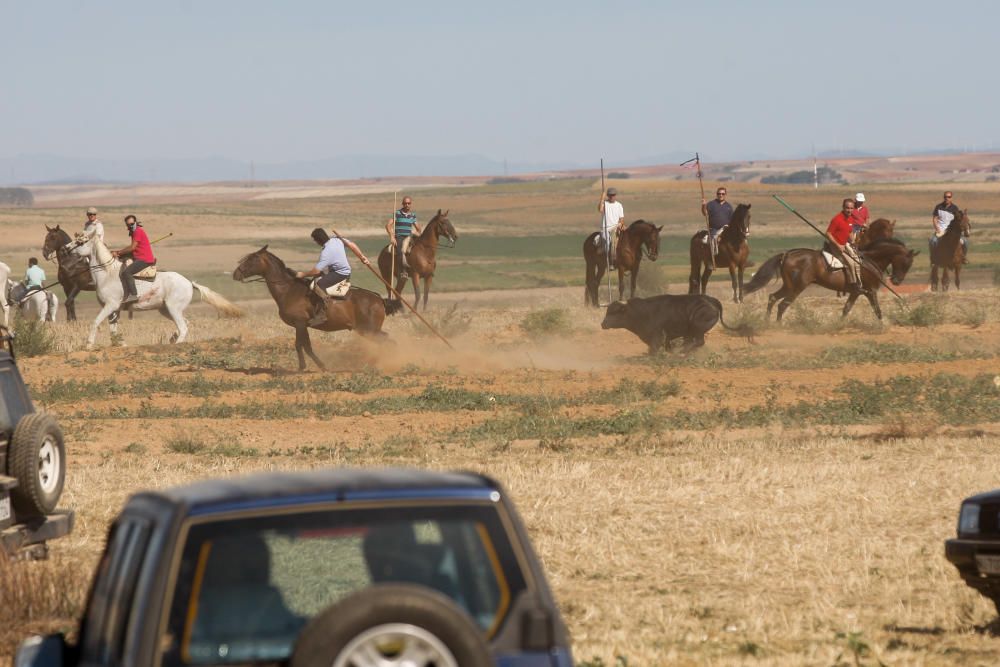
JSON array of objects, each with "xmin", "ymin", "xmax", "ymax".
[
  {"xmin": 377, "ymin": 209, "xmax": 456, "ymax": 311},
  {"xmin": 743, "ymin": 238, "xmax": 918, "ymax": 321},
  {"xmin": 855, "ymin": 217, "xmax": 895, "ymax": 250},
  {"xmin": 42, "ymin": 225, "xmax": 97, "ymax": 321},
  {"xmin": 930, "ymin": 209, "xmax": 971, "ymax": 291},
  {"xmin": 233, "ymin": 246, "xmax": 401, "ymax": 371},
  {"xmin": 688, "ymin": 203, "xmax": 752, "ymax": 303},
  {"xmin": 583, "ymin": 220, "xmax": 661, "ymax": 307}
]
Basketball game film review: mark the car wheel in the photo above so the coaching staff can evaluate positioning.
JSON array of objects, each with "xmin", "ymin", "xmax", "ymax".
[
  {"xmin": 9, "ymin": 413, "xmax": 66, "ymax": 518},
  {"xmin": 290, "ymin": 584, "xmax": 491, "ymax": 667}
]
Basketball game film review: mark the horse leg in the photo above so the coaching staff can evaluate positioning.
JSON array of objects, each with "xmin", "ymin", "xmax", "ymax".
[
  {"xmin": 411, "ymin": 275, "xmax": 422, "ymax": 311},
  {"xmin": 737, "ymin": 265, "xmax": 745, "ymax": 304},
  {"xmin": 594, "ymin": 262, "xmax": 606, "ymax": 305},
  {"xmin": 954, "ymin": 265, "xmax": 961, "ymax": 291},
  {"xmin": 841, "ymin": 291, "xmax": 861, "ymax": 318},
  {"xmin": 729, "ymin": 265, "xmax": 739, "ymax": 303},
  {"xmin": 629, "ymin": 266, "xmax": 638, "ymax": 299},
  {"xmin": 942, "ymin": 267, "xmax": 950, "ymax": 292},
  {"xmin": 618, "ymin": 266, "xmax": 626, "ymax": 302},
  {"xmin": 688, "ymin": 256, "xmax": 701, "ymax": 295},
  {"xmin": 776, "ymin": 288, "xmax": 804, "ymax": 322},
  {"xmin": 422, "ymin": 275, "xmax": 433, "ymax": 310},
  {"xmin": 700, "ymin": 266, "xmax": 712, "ymax": 295},
  {"xmin": 64, "ymin": 285, "xmax": 79, "ymax": 321},
  {"xmin": 295, "ymin": 326, "xmax": 325, "ymax": 371},
  {"xmin": 166, "ymin": 301, "xmax": 189, "ymax": 343},
  {"xmin": 88, "ymin": 302, "xmax": 118, "ymax": 349},
  {"xmin": 865, "ymin": 291, "xmax": 882, "ymax": 320},
  {"xmin": 930, "ymin": 264, "xmax": 939, "ymax": 291}
]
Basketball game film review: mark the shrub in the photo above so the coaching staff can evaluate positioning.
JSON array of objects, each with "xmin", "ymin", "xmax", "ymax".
[
  {"xmin": 408, "ymin": 302, "xmax": 472, "ymax": 339},
  {"xmin": 11, "ymin": 317, "xmax": 57, "ymax": 358},
  {"xmin": 165, "ymin": 432, "xmax": 206, "ymax": 454},
  {"xmin": 890, "ymin": 298, "xmax": 944, "ymax": 327},
  {"xmin": 521, "ymin": 308, "xmax": 571, "ymax": 338}
]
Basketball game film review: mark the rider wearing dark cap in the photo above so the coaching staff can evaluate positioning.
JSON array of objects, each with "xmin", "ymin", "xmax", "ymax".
[{"xmin": 112, "ymin": 215, "xmax": 156, "ymax": 305}]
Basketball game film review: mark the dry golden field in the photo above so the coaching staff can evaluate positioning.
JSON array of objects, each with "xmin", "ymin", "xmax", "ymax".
[{"xmin": 1, "ymin": 173, "xmax": 999, "ymax": 665}]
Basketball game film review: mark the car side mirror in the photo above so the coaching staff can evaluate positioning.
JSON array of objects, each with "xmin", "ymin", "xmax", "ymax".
[{"xmin": 15, "ymin": 633, "xmax": 67, "ymax": 667}]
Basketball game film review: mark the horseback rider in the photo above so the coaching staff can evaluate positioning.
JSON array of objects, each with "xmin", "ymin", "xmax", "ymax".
[
  {"xmin": 385, "ymin": 196, "xmax": 421, "ymax": 277},
  {"xmin": 111, "ymin": 215, "xmax": 156, "ymax": 305},
  {"xmin": 82, "ymin": 206, "xmax": 105, "ymax": 243},
  {"xmin": 850, "ymin": 192, "xmax": 870, "ymax": 243},
  {"xmin": 295, "ymin": 228, "xmax": 370, "ymax": 326},
  {"xmin": 701, "ymin": 186, "xmax": 732, "ymax": 262},
  {"xmin": 598, "ymin": 187, "xmax": 625, "ymax": 269},
  {"xmin": 23, "ymin": 257, "xmax": 46, "ymax": 294},
  {"xmin": 826, "ymin": 198, "xmax": 865, "ymax": 295},
  {"xmin": 931, "ymin": 190, "xmax": 967, "ymax": 263}
]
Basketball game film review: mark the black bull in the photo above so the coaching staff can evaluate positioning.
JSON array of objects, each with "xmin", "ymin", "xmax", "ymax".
[{"xmin": 601, "ymin": 294, "xmax": 754, "ymax": 355}]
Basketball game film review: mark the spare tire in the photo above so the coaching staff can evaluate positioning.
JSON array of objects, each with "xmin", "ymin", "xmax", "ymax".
[
  {"xmin": 290, "ymin": 584, "xmax": 491, "ymax": 667},
  {"xmin": 9, "ymin": 413, "xmax": 65, "ymax": 518}
]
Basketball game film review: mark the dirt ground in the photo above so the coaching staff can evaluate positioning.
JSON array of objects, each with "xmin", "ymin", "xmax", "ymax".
[{"xmin": 1, "ymin": 281, "xmax": 998, "ymax": 665}]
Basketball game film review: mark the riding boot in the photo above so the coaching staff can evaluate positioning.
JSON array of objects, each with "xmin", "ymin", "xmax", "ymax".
[{"xmin": 307, "ymin": 300, "xmax": 328, "ymax": 326}]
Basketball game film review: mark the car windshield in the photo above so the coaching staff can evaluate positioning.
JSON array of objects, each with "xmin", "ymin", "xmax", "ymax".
[{"xmin": 161, "ymin": 503, "xmax": 523, "ymax": 666}]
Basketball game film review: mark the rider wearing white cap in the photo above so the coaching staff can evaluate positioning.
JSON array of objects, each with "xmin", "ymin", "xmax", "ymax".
[
  {"xmin": 850, "ymin": 192, "xmax": 870, "ymax": 243},
  {"xmin": 83, "ymin": 206, "xmax": 105, "ymax": 243}
]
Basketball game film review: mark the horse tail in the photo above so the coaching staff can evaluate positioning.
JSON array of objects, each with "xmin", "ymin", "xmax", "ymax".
[
  {"xmin": 742, "ymin": 253, "xmax": 785, "ymax": 296},
  {"xmin": 708, "ymin": 296, "xmax": 755, "ymax": 343},
  {"xmin": 383, "ymin": 298, "xmax": 403, "ymax": 316},
  {"xmin": 191, "ymin": 281, "xmax": 245, "ymax": 318}
]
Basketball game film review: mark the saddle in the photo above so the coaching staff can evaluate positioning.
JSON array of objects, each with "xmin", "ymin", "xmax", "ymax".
[
  {"xmin": 124, "ymin": 259, "xmax": 157, "ymax": 280},
  {"xmin": 311, "ymin": 278, "xmax": 351, "ymax": 299},
  {"xmin": 821, "ymin": 251, "xmax": 844, "ymax": 270}
]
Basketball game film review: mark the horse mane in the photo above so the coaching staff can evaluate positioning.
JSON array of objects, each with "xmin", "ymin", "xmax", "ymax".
[
  {"xmin": 628, "ymin": 219, "xmax": 652, "ymax": 229},
  {"xmin": 731, "ymin": 203, "xmax": 750, "ymax": 221},
  {"xmin": 867, "ymin": 237, "xmax": 906, "ymax": 248}
]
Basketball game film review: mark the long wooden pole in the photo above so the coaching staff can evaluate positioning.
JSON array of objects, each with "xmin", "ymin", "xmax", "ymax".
[
  {"xmin": 695, "ymin": 153, "xmax": 715, "ymax": 269},
  {"xmin": 329, "ymin": 227, "xmax": 455, "ymax": 349},
  {"xmin": 389, "ymin": 191, "xmax": 397, "ymax": 285},
  {"xmin": 601, "ymin": 158, "xmax": 614, "ymax": 303}
]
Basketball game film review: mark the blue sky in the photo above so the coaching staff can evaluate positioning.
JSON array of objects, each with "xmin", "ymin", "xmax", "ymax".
[{"xmin": 2, "ymin": 0, "xmax": 996, "ymax": 166}]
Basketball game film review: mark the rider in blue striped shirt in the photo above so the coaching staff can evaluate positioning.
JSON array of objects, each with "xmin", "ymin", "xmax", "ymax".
[{"xmin": 384, "ymin": 195, "xmax": 422, "ymax": 276}]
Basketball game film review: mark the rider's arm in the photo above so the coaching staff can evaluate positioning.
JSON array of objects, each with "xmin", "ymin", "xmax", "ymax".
[
  {"xmin": 412, "ymin": 222, "xmax": 422, "ymax": 235},
  {"xmin": 385, "ymin": 219, "xmax": 395, "ymax": 239},
  {"xmin": 112, "ymin": 237, "xmax": 138, "ymax": 257},
  {"xmin": 343, "ymin": 239, "xmax": 371, "ymax": 265}
]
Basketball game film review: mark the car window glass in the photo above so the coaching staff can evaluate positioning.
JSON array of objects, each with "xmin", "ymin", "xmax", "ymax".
[
  {"xmin": 79, "ymin": 518, "xmax": 150, "ymax": 663},
  {"xmin": 162, "ymin": 505, "xmax": 523, "ymax": 666}
]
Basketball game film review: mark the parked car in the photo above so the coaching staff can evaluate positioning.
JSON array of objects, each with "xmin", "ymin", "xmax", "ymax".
[
  {"xmin": 16, "ymin": 467, "xmax": 573, "ymax": 666},
  {"xmin": 945, "ymin": 489, "xmax": 1000, "ymax": 613},
  {"xmin": 0, "ymin": 325, "xmax": 72, "ymax": 560}
]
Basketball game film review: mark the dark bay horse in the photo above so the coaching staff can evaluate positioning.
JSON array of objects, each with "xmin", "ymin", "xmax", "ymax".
[
  {"xmin": 583, "ymin": 219, "xmax": 661, "ymax": 306},
  {"xmin": 42, "ymin": 225, "xmax": 97, "ymax": 321},
  {"xmin": 743, "ymin": 238, "xmax": 918, "ymax": 321},
  {"xmin": 377, "ymin": 209, "xmax": 456, "ymax": 311},
  {"xmin": 233, "ymin": 246, "xmax": 401, "ymax": 371},
  {"xmin": 930, "ymin": 209, "xmax": 971, "ymax": 291},
  {"xmin": 688, "ymin": 203, "xmax": 751, "ymax": 303},
  {"xmin": 855, "ymin": 218, "xmax": 895, "ymax": 250}
]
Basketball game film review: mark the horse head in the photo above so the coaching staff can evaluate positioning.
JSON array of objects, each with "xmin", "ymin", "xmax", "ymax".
[
  {"xmin": 232, "ymin": 245, "xmax": 273, "ymax": 282},
  {"xmin": 873, "ymin": 239, "xmax": 918, "ymax": 285},
  {"xmin": 432, "ymin": 209, "xmax": 457, "ymax": 245},
  {"xmin": 42, "ymin": 225, "xmax": 71, "ymax": 261},
  {"xmin": 957, "ymin": 209, "xmax": 972, "ymax": 237},
  {"xmin": 732, "ymin": 203, "xmax": 751, "ymax": 238},
  {"xmin": 630, "ymin": 220, "xmax": 661, "ymax": 261}
]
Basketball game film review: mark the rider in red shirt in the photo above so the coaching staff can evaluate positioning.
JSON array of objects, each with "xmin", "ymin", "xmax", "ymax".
[
  {"xmin": 112, "ymin": 215, "xmax": 157, "ymax": 304},
  {"xmin": 826, "ymin": 199, "xmax": 863, "ymax": 292}
]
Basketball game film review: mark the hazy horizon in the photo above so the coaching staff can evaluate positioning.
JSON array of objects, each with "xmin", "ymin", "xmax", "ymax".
[{"xmin": 3, "ymin": 0, "xmax": 997, "ymax": 181}]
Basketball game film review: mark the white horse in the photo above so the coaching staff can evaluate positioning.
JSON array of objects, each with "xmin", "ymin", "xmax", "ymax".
[
  {"xmin": 7, "ymin": 281, "xmax": 59, "ymax": 322},
  {"xmin": 0, "ymin": 262, "xmax": 10, "ymax": 327},
  {"xmin": 70, "ymin": 234, "xmax": 243, "ymax": 348}
]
